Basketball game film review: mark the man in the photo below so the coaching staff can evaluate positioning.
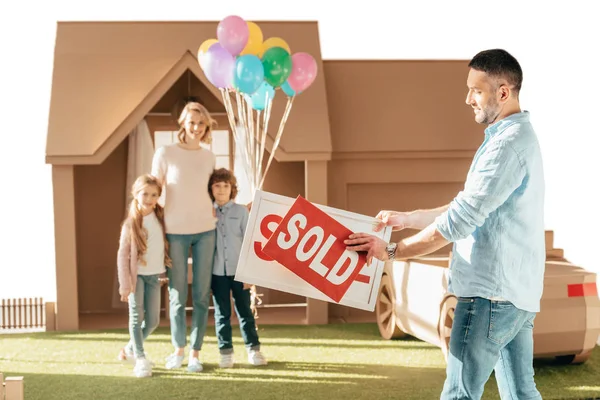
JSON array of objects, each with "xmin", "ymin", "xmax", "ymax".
[{"xmin": 345, "ymin": 49, "xmax": 545, "ymax": 399}]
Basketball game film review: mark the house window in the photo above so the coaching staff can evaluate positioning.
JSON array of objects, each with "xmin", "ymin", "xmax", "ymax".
[{"xmin": 154, "ymin": 130, "xmax": 231, "ymax": 170}]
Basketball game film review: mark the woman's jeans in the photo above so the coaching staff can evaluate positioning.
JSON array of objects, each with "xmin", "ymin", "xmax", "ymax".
[
  {"xmin": 166, "ymin": 230, "xmax": 216, "ymax": 351},
  {"xmin": 441, "ymin": 297, "xmax": 542, "ymax": 400},
  {"xmin": 127, "ymin": 274, "xmax": 162, "ymax": 358},
  {"xmin": 211, "ymin": 275, "xmax": 260, "ymax": 354}
]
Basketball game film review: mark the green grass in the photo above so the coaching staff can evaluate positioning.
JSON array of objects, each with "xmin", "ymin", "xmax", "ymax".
[{"xmin": 1, "ymin": 323, "xmax": 599, "ymax": 399}]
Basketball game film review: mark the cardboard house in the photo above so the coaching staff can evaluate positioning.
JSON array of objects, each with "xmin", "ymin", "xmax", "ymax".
[{"xmin": 45, "ymin": 21, "xmax": 481, "ymax": 331}]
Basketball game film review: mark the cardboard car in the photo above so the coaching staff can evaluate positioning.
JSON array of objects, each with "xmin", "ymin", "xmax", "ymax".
[{"xmin": 376, "ymin": 232, "xmax": 600, "ymax": 364}]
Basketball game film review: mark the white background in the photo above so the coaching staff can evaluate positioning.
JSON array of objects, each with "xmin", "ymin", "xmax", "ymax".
[{"xmin": 0, "ymin": 0, "xmax": 598, "ymax": 301}]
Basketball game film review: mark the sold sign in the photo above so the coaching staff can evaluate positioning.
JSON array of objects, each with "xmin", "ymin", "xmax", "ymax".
[
  {"xmin": 254, "ymin": 213, "xmax": 372, "ymax": 285},
  {"xmin": 262, "ymin": 196, "xmax": 367, "ymax": 302}
]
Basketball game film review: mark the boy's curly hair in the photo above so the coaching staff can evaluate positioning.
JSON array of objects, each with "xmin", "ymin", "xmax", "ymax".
[{"xmin": 208, "ymin": 168, "xmax": 239, "ymax": 202}]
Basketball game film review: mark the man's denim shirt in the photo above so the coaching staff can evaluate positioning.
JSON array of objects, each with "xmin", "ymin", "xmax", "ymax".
[
  {"xmin": 435, "ymin": 111, "xmax": 545, "ymax": 312},
  {"xmin": 213, "ymin": 200, "xmax": 249, "ymax": 276}
]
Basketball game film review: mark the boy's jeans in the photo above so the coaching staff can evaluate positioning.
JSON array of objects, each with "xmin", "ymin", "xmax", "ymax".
[
  {"xmin": 166, "ymin": 230, "xmax": 216, "ymax": 351},
  {"xmin": 128, "ymin": 274, "xmax": 162, "ymax": 358},
  {"xmin": 211, "ymin": 275, "xmax": 260, "ymax": 354},
  {"xmin": 441, "ymin": 297, "xmax": 542, "ymax": 400}
]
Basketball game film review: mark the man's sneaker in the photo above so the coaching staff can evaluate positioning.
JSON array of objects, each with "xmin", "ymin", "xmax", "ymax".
[
  {"xmin": 219, "ymin": 353, "xmax": 234, "ymax": 368},
  {"xmin": 187, "ymin": 356, "xmax": 203, "ymax": 372},
  {"xmin": 247, "ymin": 349, "xmax": 268, "ymax": 366},
  {"xmin": 165, "ymin": 353, "xmax": 184, "ymax": 369},
  {"xmin": 117, "ymin": 346, "xmax": 135, "ymax": 363},
  {"xmin": 133, "ymin": 358, "xmax": 152, "ymax": 378}
]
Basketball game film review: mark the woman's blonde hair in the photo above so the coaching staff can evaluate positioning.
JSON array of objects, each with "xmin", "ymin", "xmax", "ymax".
[
  {"xmin": 123, "ymin": 174, "xmax": 171, "ymax": 268},
  {"xmin": 177, "ymin": 102, "xmax": 217, "ymax": 145}
]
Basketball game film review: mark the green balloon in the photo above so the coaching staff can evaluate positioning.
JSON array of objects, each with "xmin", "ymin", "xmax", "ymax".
[{"xmin": 261, "ymin": 46, "xmax": 292, "ymax": 88}]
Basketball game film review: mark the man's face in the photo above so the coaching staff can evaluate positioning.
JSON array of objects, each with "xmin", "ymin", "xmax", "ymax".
[{"xmin": 465, "ymin": 69, "xmax": 502, "ymax": 125}]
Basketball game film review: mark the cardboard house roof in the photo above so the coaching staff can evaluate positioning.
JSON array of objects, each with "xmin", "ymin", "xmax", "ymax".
[{"xmin": 45, "ymin": 21, "xmax": 332, "ymax": 165}]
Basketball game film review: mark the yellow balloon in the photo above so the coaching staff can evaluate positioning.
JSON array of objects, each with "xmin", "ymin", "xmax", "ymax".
[
  {"xmin": 240, "ymin": 22, "xmax": 263, "ymax": 56},
  {"xmin": 197, "ymin": 38, "xmax": 218, "ymax": 61},
  {"xmin": 260, "ymin": 37, "xmax": 291, "ymax": 58}
]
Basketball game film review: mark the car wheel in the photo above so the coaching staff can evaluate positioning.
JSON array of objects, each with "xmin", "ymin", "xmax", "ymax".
[
  {"xmin": 438, "ymin": 295, "xmax": 457, "ymax": 361},
  {"xmin": 555, "ymin": 350, "xmax": 592, "ymax": 365},
  {"xmin": 376, "ymin": 274, "xmax": 406, "ymax": 339}
]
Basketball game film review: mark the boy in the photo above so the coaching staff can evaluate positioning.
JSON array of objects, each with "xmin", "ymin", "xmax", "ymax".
[{"xmin": 208, "ymin": 168, "xmax": 267, "ymax": 368}]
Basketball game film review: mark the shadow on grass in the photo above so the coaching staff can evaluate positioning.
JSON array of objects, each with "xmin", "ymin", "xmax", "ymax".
[
  {"xmin": 4, "ymin": 361, "xmax": 447, "ymax": 400},
  {"xmin": 4, "ymin": 356, "xmax": 600, "ymax": 400},
  {"xmin": 2, "ymin": 323, "xmax": 599, "ymax": 400}
]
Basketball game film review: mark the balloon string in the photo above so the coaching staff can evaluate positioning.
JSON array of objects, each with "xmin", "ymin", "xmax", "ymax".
[{"xmin": 258, "ymin": 95, "xmax": 294, "ymax": 190}]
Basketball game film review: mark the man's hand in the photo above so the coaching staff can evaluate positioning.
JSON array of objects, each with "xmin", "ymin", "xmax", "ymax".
[
  {"xmin": 344, "ymin": 233, "xmax": 389, "ymax": 266},
  {"xmin": 120, "ymin": 293, "xmax": 130, "ymax": 303},
  {"xmin": 374, "ymin": 210, "xmax": 411, "ymax": 232}
]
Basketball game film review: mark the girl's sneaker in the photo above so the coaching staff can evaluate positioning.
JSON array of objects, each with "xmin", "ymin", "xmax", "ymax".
[
  {"xmin": 165, "ymin": 353, "xmax": 184, "ymax": 369},
  {"xmin": 219, "ymin": 353, "xmax": 234, "ymax": 368},
  {"xmin": 247, "ymin": 349, "xmax": 268, "ymax": 366},
  {"xmin": 133, "ymin": 358, "xmax": 152, "ymax": 378},
  {"xmin": 117, "ymin": 347, "xmax": 135, "ymax": 363},
  {"xmin": 187, "ymin": 356, "xmax": 203, "ymax": 372}
]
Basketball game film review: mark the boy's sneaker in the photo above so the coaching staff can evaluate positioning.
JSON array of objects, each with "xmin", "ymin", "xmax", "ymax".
[
  {"xmin": 143, "ymin": 354, "xmax": 156, "ymax": 367},
  {"xmin": 219, "ymin": 353, "xmax": 234, "ymax": 368},
  {"xmin": 117, "ymin": 346, "xmax": 135, "ymax": 363},
  {"xmin": 133, "ymin": 358, "xmax": 152, "ymax": 378},
  {"xmin": 165, "ymin": 353, "xmax": 184, "ymax": 369},
  {"xmin": 247, "ymin": 349, "xmax": 268, "ymax": 366},
  {"xmin": 187, "ymin": 356, "xmax": 203, "ymax": 372}
]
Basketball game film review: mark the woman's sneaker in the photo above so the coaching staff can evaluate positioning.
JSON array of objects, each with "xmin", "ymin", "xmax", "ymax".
[
  {"xmin": 187, "ymin": 356, "xmax": 203, "ymax": 372},
  {"xmin": 165, "ymin": 353, "xmax": 184, "ymax": 369},
  {"xmin": 247, "ymin": 349, "xmax": 268, "ymax": 366},
  {"xmin": 219, "ymin": 353, "xmax": 234, "ymax": 368},
  {"xmin": 133, "ymin": 358, "xmax": 152, "ymax": 378}
]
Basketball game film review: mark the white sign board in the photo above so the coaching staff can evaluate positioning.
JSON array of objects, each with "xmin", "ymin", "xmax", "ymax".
[{"xmin": 234, "ymin": 190, "xmax": 392, "ymax": 311}]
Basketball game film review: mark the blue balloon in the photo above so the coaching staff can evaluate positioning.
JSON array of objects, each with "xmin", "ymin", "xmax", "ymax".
[
  {"xmin": 281, "ymin": 80, "xmax": 298, "ymax": 97},
  {"xmin": 233, "ymin": 55, "xmax": 264, "ymax": 94},
  {"xmin": 248, "ymin": 82, "xmax": 275, "ymax": 111}
]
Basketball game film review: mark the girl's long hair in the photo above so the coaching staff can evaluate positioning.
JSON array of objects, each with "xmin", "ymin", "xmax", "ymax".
[{"xmin": 124, "ymin": 174, "xmax": 171, "ymax": 268}]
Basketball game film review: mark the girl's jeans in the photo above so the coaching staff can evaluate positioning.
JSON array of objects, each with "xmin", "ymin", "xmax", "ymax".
[{"xmin": 128, "ymin": 274, "xmax": 162, "ymax": 358}]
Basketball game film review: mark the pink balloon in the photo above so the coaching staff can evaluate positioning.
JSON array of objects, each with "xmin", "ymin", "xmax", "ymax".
[
  {"xmin": 288, "ymin": 53, "xmax": 318, "ymax": 93},
  {"xmin": 217, "ymin": 15, "xmax": 249, "ymax": 56}
]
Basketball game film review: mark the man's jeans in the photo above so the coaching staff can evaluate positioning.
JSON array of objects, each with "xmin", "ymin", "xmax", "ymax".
[
  {"xmin": 441, "ymin": 297, "xmax": 542, "ymax": 400},
  {"xmin": 211, "ymin": 275, "xmax": 260, "ymax": 354},
  {"xmin": 128, "ymin": 274, "xmax": 162, "ymax": 358},
  {"xmin": 166, "ymin": 230, "xmax": 216, "ymax": 351}
]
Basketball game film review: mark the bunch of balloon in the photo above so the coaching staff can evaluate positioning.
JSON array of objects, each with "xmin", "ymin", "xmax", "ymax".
[{"xmin": 198, "ymin": 15, "xmax": 318, "ymax": 196}]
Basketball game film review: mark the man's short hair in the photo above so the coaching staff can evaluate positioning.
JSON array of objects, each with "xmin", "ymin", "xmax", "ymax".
[{"xmin": 468, "ymin": 49, "xmax": 523, "ymax": 93}]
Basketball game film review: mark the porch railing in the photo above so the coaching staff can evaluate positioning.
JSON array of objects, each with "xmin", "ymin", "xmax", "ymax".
[{"xmin": 0, "ymin": 298, "xmax": 56, "ymax": 332}]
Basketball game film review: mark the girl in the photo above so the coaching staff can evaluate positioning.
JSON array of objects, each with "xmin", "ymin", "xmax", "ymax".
[
  {"xmin": 209, "ymin": 168, "xmax": 267, "ymax": 368},
  {"xmin": 117, "ymin": 174, "xmax": 171, "ymax": 378},
  {"xmin": 151, "ymin": 102, "xmax": 217, "ymax": 372}
]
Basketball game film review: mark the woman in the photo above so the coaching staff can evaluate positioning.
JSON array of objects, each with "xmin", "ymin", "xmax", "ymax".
[{"xmin": 151, "ymin": 102, "xmax": 217, "ymax": 372}]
